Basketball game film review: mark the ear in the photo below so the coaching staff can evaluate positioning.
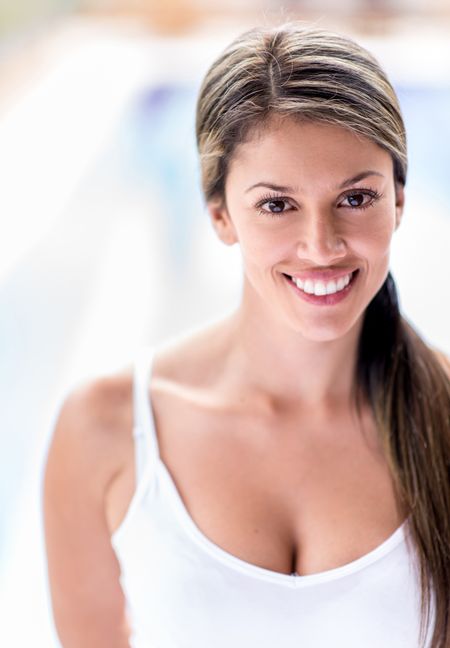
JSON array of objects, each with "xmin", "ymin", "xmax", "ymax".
[
  {"xmin": 207, "ymin": 199, "xmax": 238, "ymax": 246},
  {"xmin": 394, "ymin": 182, "xmax": 405, "ymax": 231}
]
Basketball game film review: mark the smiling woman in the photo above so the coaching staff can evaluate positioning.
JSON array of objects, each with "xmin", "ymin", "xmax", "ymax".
[
  {"xmin": 43, "ymin": 22, "xmax": 450, "ymax": 648},
  {"xmin": 213, "ymin": 118, "xmax": 403, "ymax": 335}
]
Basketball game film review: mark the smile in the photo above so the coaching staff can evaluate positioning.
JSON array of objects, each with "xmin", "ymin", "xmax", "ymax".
[
  {"xmin": 283, "ymin": 270, "xmax": 359, "ymax": 306},
  {"xmin": 291, "ymin": 271, "xmax": 352, "ymax": 295}
]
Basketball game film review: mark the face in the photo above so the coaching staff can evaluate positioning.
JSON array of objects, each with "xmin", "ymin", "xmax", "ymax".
[{"xmin": 208, "ymin": 117, "xmax": 405, "ymax": 342}]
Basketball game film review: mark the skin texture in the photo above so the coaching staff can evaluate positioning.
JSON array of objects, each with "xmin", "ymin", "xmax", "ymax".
[{"xmin": 207, "ymin": 117, "xmax": 405, "ymax": 407}]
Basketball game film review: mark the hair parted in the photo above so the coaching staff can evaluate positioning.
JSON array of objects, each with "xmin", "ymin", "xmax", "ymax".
[
  {"xmin": 195, "ymin": 23, "xmax": 450, "ymax": 648},
  {"xmin": 196, "ymin": 23, "xmax": 407, "ymax": 204}
]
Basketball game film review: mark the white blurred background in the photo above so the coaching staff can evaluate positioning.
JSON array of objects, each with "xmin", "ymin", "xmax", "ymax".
[{"xmin": 0, "ymin": 1, "xmax": 449, "ymax": 645}]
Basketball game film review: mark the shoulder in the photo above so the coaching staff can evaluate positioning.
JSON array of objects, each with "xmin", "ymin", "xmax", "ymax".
[
  {"xmin": 46, "ymin": 365, "xmax": 135, "ymax": 497},
  {"xmin": 153, "ymin": 319, "xmax": 232, "ymax": 387},
  {"xmin": 43, "ymin": 366, "xmax": 136, "ymax": 644}
]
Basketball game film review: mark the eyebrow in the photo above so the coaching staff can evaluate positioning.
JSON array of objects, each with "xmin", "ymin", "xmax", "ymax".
[
  {"xmin": 244, "ymin": 170, "xmax": 385, "ymax": 194},
  {"xmin": 338, "ymin": 170, "xmax": 385, "ymax": 188}
]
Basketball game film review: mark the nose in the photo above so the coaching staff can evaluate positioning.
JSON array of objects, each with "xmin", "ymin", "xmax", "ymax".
[{"xmin": 296, "ymin": 211, "xmax": 347, "ymax": 263}]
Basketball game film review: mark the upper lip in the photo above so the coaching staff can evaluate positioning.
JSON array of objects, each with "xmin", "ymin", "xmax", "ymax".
[{"xmin": 285, "ymin": 268, "xmax": 359, "ymax": 282}]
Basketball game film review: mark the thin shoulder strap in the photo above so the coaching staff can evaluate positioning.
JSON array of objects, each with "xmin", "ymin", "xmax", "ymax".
[{"xmin": 132, "ymin": 345, "xmax": 161, "ymax": 484}]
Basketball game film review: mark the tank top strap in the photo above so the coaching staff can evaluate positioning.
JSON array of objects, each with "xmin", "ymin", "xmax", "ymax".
[{"xmin": 132, "ymin": 345, "xmax": 161, "ymax": 485}]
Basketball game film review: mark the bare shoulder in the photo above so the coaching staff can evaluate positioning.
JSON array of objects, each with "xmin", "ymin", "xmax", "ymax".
[
  {"xmin": 43, "ymin": 365, "xmax": 136, "ymax": 646},
  {"xmin": 46, "ymin": 364, "xmax": 135, "ymax": 497}
]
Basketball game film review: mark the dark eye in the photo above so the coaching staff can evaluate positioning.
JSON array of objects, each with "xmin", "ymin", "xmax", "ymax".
[
  {"xmin": 341, "ymin": 191, "xmax": 379, "ymax": 209},
  {"xmin": 256, "ymin": 197, "xmax": 293, "ymax": 217},
  {"xmin": 266, "ymin": 199, "xmax": 288, "ymax": 213},
  {"xmin": 348, "ymin": 193, "xmax": 366, "ymax": 207}
]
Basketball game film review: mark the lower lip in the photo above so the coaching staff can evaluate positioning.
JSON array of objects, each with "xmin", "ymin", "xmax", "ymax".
[{"xmin": 283, "ymin": 270, "xmax": 359, "ymax": 306}]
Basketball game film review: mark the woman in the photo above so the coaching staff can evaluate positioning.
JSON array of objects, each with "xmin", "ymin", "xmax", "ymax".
[{"xmin": 43, "ymin": 23, "xmax": 450, "ymax": 648}]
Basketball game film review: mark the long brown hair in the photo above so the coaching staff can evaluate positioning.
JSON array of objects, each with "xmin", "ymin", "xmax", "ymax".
[{"xmin": 195, "ymin": 23, "xmax": 450, "ymax": 648}]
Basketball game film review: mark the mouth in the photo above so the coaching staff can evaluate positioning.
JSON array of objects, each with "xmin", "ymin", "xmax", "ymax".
[{"xmin": 282, "ymin": 269, "xmax": 360, "ymax": 305}]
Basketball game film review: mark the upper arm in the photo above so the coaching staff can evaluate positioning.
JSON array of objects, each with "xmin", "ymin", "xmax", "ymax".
[{"xmin": 43, "ymin": 378, "xmax": 132, "ymax": 648}]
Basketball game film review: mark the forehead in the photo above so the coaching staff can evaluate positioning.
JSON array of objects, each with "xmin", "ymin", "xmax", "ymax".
[{"xmin": 227, "ymin": 116, "xmax": 393, "ymax": 191}]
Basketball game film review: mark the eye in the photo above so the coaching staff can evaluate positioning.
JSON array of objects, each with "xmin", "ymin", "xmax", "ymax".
[
  {"xmin": 340, "ymin": 188, "xmax": 382, "ymax": 210},
  {"xmin": 255, "ymin": 194, "xmax": 294, "ymax": 218}
]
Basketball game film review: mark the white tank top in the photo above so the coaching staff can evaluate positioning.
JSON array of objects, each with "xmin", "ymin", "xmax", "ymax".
[{"xmin": 111, "ymin": 345, "xmax": 433, "ymax": 648}]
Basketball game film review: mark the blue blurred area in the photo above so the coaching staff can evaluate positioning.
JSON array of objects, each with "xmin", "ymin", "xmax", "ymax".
[
  {"xmin": 0, "ymin": 160, "xmax": 123, "ymax": 565},
  {"xmin": 397, "ymin": 84, "xmax": 450, "ymax": 201},
  {"xmin": 121, "ymin": 83, "xmax": 204, "ymax": 273}
]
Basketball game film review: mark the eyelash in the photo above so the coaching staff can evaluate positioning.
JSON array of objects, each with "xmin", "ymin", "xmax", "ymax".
[{"xmin": 255, "ymin": 188, "xmax": 383, "ymax": 218}]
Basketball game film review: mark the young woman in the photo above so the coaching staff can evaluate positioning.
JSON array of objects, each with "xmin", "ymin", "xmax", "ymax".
[{"xmin": 43, "ymin": 23, "xmax": 450, "ymax": 648}]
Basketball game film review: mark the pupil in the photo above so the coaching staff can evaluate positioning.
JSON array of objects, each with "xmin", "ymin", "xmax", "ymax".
[
  {"xmin": 269, "ymin": 200, "xmax": 284, "ymax": 212},
  {"xmin": 349, "ymin": 194, "xmax": 363, "ymax": 206}
]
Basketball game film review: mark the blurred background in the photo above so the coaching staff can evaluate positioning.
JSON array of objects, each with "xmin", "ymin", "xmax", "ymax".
[{"xmin": 1, "ymin": 1, "xmax": 449, "ymax": 645}]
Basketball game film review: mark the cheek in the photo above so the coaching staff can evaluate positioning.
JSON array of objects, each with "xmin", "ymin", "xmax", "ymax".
[
  {"xmin": 238, "ymin": 224, "xmax": 289, "ymax": 268},
  {"xmin": 355, "ymin": 214, "xmax": 396, "ymax": 259}
]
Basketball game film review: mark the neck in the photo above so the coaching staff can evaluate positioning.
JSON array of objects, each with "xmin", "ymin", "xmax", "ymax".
[{"xmin": 221, "ymin": 292, "xmax": 364, "ymax": 412}]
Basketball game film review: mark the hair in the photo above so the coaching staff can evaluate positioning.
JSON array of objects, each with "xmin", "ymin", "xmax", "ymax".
[{"xmin": 195, "ymin": 23, "xmax": 450, "ymax": 648}]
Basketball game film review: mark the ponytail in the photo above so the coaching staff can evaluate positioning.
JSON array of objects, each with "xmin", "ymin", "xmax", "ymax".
[{"xmin": 355, "ymin": 271, "xmax": 450, "ymax": 648}]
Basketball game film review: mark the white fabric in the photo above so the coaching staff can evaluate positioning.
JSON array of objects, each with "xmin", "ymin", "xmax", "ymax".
[{"xmin": 111, "ymin": 345, "xmax": 433, "ymax": 648}]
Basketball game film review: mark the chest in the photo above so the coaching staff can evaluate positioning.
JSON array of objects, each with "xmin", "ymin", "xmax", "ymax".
[{"xmin": 108, "ymin": 387, "xmax": 403, "ymax": 577}]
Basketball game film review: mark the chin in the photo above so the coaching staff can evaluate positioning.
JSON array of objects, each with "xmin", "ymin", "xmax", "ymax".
[{"xmin": 288, "ymin": 312, "xmax": 363, "ymax": 343}]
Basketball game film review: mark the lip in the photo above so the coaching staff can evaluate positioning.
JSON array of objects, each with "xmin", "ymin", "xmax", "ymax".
[
  {"xmin": 283, "ymin": 269, "xmax": 359, "ymax": 305},
  {"xmin": 286, "ymin": 267, "xmax": 359, "ymax": 282}
]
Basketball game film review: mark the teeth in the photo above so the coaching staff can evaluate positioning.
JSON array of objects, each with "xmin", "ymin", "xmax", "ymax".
[
  {"xmin": 303, "ymin": 279, "xmax": 313, "ymax": 293},
  {"xmin": 326, "ymin": 280, "xmax": 337, "ymax": 295},
  {"xmin": 292, "ymin": 272, "xmax": 353, "ymax": 295},
  {"xmin": 313, "ymin": 281, "xmax": 327, "ymax": 296}
]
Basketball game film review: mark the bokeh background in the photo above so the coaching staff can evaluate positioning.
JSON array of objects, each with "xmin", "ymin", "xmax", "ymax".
[{"xmin": 1, "ymin": 1, "xmax": 449, "ymax": 645}]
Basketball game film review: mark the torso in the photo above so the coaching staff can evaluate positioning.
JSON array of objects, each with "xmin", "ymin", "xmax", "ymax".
[{"xmin": 104, "ymin": 330, "xmax": 405, "ymax": 577}]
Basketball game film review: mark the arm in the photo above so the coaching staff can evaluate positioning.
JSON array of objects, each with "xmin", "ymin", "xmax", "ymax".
[{"xmin": 43, "ymin": 379, "xmax": 132, "ymax": 648}]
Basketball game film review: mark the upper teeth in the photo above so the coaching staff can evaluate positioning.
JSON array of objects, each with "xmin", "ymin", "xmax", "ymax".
[{"xmin": 291, "ymin": 272, "xmax": 353, "ymax": 295}]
